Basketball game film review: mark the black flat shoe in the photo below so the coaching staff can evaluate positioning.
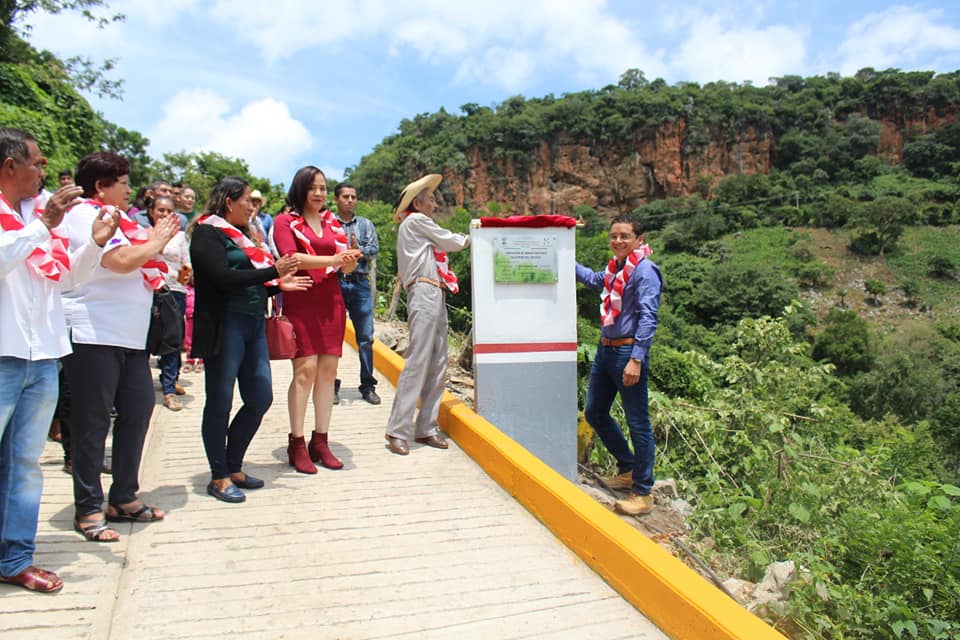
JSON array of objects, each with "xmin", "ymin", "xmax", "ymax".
[
  {"xmin": 232, "ymin": 474, "xmax": 264, "ymax": 490},
  {"xmin": 207, "ymin": 482, "xmax": 245, "ymax": 503}
]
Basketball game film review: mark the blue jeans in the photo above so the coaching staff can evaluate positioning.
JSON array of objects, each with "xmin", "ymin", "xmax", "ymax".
[
  {"xmin": 201, "ymin": 312, "xmax": 272, "ymax": 480},
  {"xmin": 584, "ymin": 345, "xmax": 655, "ymax": 495},
  {"xmin": 159, "ymin": 290, "xmax": 187, "ymax": 395},
  {"xmin": 0, "ymin": 357, "xmax": 58, "ymax": 577},
  {"xmin": 340, "ymin": 277, "xmax": 376, "ymax": 393}
]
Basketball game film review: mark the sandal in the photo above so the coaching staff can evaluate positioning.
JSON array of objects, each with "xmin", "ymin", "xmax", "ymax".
[
  {"xmin": 106, "ymin": 502, "xmax": 165, "ymax": 523},
  {"xmin": 74, "ymin": 516, "xmax": 120, "ymax": 542}
]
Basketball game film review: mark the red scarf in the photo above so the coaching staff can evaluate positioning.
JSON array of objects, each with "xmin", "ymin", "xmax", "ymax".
[
  {"xmin": 287, "ymin": 209, "xmax": 347, "ymax": 279},
  {"xmin": 0, "ymin": 191, "xmax": 70, "ymax": 281},
  {"xmin": 600, "ymin": 245, "xmax": 653, "ymax": 327},
  {"xmin": 86, "ymin": 199, "xmax": 168, "ymax": 290},
  {"xmin": 198, "ymin": 214, "xmax": 278, "ymax": 286},
  {"xmin": 399, "ymin": 211, "xmax": 459, "ymax": 294}
]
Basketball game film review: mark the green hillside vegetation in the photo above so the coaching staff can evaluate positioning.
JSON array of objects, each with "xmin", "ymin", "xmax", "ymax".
[
  {"xmin": 1, "ymin": 9, "xmax": 958, "ymax": 636},
  {"xmin": 344, "ymin": 68, "xmax": 960, "ymax": 639},
  {"xmin": 346, "ymin": 67, "xmax": 960, "ymax": 207}
]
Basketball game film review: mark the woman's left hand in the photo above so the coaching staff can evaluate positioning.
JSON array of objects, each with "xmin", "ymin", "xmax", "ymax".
[{"xmin": 278, "ymin": 273, "xmax": 313, "ymax": 292}]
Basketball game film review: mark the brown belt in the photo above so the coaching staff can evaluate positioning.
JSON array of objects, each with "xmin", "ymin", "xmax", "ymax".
[
  {"xmin": 408, "ymin": 276, "xmax": 442, "ymax": 289},
  {"xmin": 600, "ymin": 337, "xmax": 635, "ymax": 347}
]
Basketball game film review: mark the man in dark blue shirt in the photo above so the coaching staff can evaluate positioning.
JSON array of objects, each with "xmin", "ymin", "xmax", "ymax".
[
  {"xmin": 576, "ymin": 215, "xmax": 663, "ymax": 515},
  {"xmin": 333, "ymin": 183, "xmax": 381, "ymax": 405}
]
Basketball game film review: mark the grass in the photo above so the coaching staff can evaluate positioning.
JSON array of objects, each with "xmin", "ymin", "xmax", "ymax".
[{"xmin": 887, "ymin": 225, "xmax": 960, "ymax": 312}]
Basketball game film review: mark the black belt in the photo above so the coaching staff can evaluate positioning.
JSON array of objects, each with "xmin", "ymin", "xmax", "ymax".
[{"xmin": 339, "ymin": 273, "xmax": 368, "ymax": 282}]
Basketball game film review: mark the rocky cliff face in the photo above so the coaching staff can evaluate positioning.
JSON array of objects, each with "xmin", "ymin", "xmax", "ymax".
[{"xmin": 442, "ymin": 110, "xmax": 951, "ymax": 215}]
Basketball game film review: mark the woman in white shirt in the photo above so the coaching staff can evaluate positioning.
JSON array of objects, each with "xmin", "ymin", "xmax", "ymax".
[{"xmin": 58, "ymin": 152, "xmax": 178, "ymax": 543}]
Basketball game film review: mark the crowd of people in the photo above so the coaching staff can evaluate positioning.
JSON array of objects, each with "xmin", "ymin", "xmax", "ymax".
[
  {"xmin": 0, "ymin": 125, "xmax": 661, "ymax": 594},
  {"xmin": 0, "ymin": 126, "xmax": 460, "ymax": 593}
]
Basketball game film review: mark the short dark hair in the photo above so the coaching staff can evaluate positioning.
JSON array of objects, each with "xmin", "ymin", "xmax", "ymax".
[
  {"xmin": 75, "ymin": 152, "xmax": 130, "ymax": 198},
  {"xmin": 334, "ymin": 182, "xmax": 357, "ymax": 198},
  {"xmin": 58, "ymin": 169, "xmax": 73, "ymax": 179},
  {"xmin": 610, "ymin": 214, "xmax": 643, "ymax": 237},
  {"xmin": 0, "ymin": 127, "xmax": 35, "ymax": 165},
  {"xmin": 286, "ymin": 166, "xmax": 326, "ymax": 212}
]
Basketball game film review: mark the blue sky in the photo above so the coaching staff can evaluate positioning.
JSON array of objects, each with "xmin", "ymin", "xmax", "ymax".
[{"xmin": 22, "ymin": 1, "xmax": 960, "ymax": 188}]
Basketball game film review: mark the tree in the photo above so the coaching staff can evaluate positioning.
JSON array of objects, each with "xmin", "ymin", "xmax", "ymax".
[
  {"xmin": 618, "ymin": 68, "xmax": 649, "ymax": 90},
  {"xmin": 848, "ymin": 196, "xmax": 911, "ymax": 257},
  {"xmin": 691, "ymin": 262, "xmax": 798, "ymax": 325},
  {"xmin": 812, "ymin": 309, "xmax": 874, "ymax": 375},
  {"xmin": 1, "ymin": 1, "xmax": 125, "ymax": 97},
  {"xmin": 150, "ymin": 151, "xmax": 274, "ymax": 210},
  {"xmin": 100, "ymin": 121, "xmax": 150, "ymax": 187},
  {"xmin": 864, "ymin": 278, "xmax": 887, "ymax": 304}
]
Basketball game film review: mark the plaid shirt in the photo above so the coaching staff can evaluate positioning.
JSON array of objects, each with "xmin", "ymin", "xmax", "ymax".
[{"xmin": 335, "ymin": 214, "xmax": 379, "ymax": 276}]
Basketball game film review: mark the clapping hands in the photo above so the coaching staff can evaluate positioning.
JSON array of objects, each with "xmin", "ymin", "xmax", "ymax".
[
  {"xmin": 338, "ymin": 235, "xmax": 363, "ymax": 273},
  {"xmin": 41, "ymin": 185, "xmax": 83, "ymax": 230},
  {"xmin": 91, "ymin": 205, "xmax": 121, "ymax": 247},
  {"xmin": 275, "ymin": 254, "xmax": 301, "ymax": 277},
  {"xmin": 278, "ymin": 273, "xmax": 313, "ymax": 292},
  {"xmin": 148, "ymin": 214, "xmax": 179, "ymax": 245}
]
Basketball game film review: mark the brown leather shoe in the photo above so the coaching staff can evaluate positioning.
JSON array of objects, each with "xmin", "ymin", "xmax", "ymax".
[
  {"xmin": 163, "ymin": 394, "xmax": 183, "ymax": 411},
  {"xmin": 0, "ymin": 566, "xmax": 64, "ymax": 593},
  {"xmin": 604, "ymin": 471, "xmax": 633, "ymax": 491},
  {"xmin": 174, "ymin": 383, "xmax": 186, "ymax": 396},
  {"xmin": 385, "ymin": 435, "xmax": 409, "ymax": 455},
  {"xmin": 415, "ymin": 433, "xmax": 449, "ymax": 449},
  {"xmin": 614, "ymin": 493, "xmax": 654, "ymax": 516}
]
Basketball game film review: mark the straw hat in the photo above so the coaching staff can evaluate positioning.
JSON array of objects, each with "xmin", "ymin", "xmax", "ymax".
[
  {"xmin": 394, "ymin": 174, "xmax": 441, "ymax": 220},
  {"xmin": 250, "ymin": 189, "xmax": 264, "ymax": 203}
]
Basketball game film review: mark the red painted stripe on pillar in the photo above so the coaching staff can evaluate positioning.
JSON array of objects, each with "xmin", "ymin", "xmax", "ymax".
[{"xmin": 474, "ymin": 342, "xmax": 578, "ymax": 354}]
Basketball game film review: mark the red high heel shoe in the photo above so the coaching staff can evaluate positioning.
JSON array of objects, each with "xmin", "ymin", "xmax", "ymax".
[
  {"xmin": 287, "ymin": 435, "xmax": 317, "ymax": 474},
  {"xmin": 309, "ymin": 431, "xmax": 343, "ymax": 470}
]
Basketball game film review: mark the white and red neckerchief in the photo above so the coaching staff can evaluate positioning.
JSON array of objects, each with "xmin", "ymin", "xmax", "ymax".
[
  {"xmin": 86, "ymin": 199, "xmax": 168, "ymax": 290},
  {"xmin": 0, "ymin": 190, "xmax": 70, "ymax": 281},
  {"xmin": 287, "ymin": 209, "xmax": 347, "ymax": 278},
  {"xmin": 198, "ymin": 214, "xmax": 278, "ymax": 286},
  {"xmin": 600, "ymin": 244, "xmax": 653, "ymax": 327},
  {"xmin": 399, "ymin": 211, "xmax": 459, "ymax": 294}
]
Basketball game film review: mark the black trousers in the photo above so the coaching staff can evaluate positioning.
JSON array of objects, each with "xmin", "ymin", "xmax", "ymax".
[
  {"xmin": 62, "ymin": 343, "xmax": 154, "ymax": 517},
  {"xmin": 56, "ymin": 366, "xmax": 71, "ymax": 463}
]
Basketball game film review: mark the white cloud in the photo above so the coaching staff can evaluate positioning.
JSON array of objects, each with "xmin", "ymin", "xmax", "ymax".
[
  {"xmin": 23, "ymin": 8, "xmax": 127, "ymax": 55},
  {"xmin": 838, "ymin": 6, "xmax": 960, "ymax": 75},
  {"xmin": 148, "ymin": 89, "xmax": 313, "ymax": 180},
  {"xmin": 203, "ymin": 0, "xmax": 665, "ymax": 89},
  {"xmin": 669, "ymin": 11, "xmax": 807, "ymax": 84},
  {"xmin": 454, "ymin": 48, "xmax": 538, "ymax": 92}
]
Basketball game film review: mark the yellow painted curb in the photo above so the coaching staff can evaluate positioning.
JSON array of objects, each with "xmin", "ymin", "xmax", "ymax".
[{"xmin": 348, "ymin": 322, "xmax": 787, "ymax": 640}]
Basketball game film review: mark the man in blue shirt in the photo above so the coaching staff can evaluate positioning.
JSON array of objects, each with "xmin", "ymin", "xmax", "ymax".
[
  {"xmin": 576, "ymin": 215, "xmax": 663, "ymax": 516},
  {"xmin": 333, "ymin": 183, "xmax": 381, "ymax": 405}
]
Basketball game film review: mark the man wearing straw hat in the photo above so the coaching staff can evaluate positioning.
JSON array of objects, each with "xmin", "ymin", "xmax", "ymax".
[{"xmin": 384, "ymin": 174, "xmax": 469, "ymax": 455}]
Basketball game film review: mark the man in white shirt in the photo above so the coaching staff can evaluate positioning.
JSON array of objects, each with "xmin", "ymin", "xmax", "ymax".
[{"xmin": 0, "ymin": 128, "xmax": 118, "ymax": 593}]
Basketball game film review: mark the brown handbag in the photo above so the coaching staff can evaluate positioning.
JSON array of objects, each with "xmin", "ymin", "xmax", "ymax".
[{"xmin": 265, "ymin": 298, "xmax": 297, "ymax": 360}]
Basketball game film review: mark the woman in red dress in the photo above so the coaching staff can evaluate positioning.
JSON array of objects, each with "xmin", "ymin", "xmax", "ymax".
[{"xmin": 273, "ymin": 166, "xmax": 361, "ymax": 473}]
